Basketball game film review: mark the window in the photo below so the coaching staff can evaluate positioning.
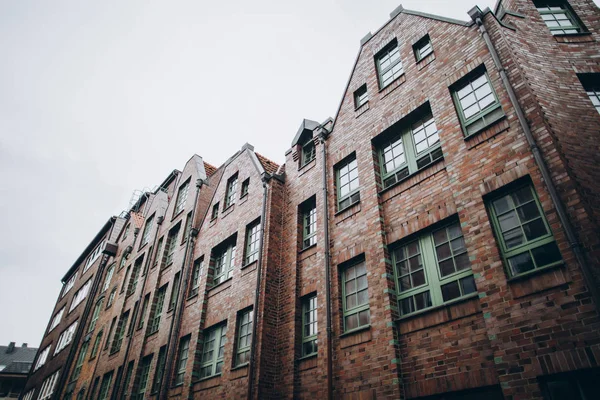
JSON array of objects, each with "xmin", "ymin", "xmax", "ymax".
[
  {"xmin": 212, "ymin": 238, "xmax": 236, "ymax": 286},
  {"xmin": 105, "ymin": 317, "xmax": 117, "ymax": 350},
  {"xmin": 376, "ymin": 39, "xmax": 404, "ymax": 88},
  {"xmin": 539, "ymin": 368, "xmax": 600, "ymax": 400},
  {"xmin": 121, "ymin": 265, "xmax": 131, "ymax": 293},
  {"xmin": 241, "ymin": 178, "xmax": 250, "ymax": 198},
  {"xmin": 89, "ymin": 377, "xmax": 100, "ymax": 400},
  {"xmin": 111, "ymin": 310, "xmax": 130, "ymax": 353},
  {"xmin": 98, "ymin": 371, "xmax": 114, "ymax": 400},
  {"xmin": 69, "ymin": 279, "xmax": 92, "ymax": 312},
  {"xmin": 174, "ymin": 179, "xmax": 190, "ymax": 216},
  {"xmin": 89, "ymin": 298, "xmax": 104, "ymax": 333},
  {"xmin": 174, "ymin": 336, "xmax": 190, "ymax": 385},
  {"xmin": 153, "ymin": 237, "xmax": 163, "ymax": 268},
  {"xmin": 102, "ymin": 263, "xmax": 115, "ymax": 292},
  {"xmin": 62, "ymin": 273, "xmax": 77, "ymax": 298},
  {"xmin": 54, "ymin": 321, "xmax": 78, "ymax": 355},
  {"xmin": 189, "ymin": 258, "xmax": 203, "ymax": 297},
  {"xmin": 106, "ymin": 287, "xmax": 116, "ymax": 308},
  {"xmin": 34, "ymin": 346, "xmax": 51, "ymax": 371},
  {"xmin": 235, "ymin": 309, "xmax": 253, "ymax": 366},
  {"xmin": 487, "ymin": 182, "xmax": 562, "ymax": 278},
  {"xmin": 341, "ymin": 260, "xmax": 370, "ymax": 332},
  {"xmin": 90, "ymin": 330, "xmax": 103, "ymax": 359},
  {"xmin": 211, "ymin": 203, "xmax": 219, "ymax": 220},
  {"xmin": 121, "ymin": 361, "xmax": 134, "ymax": 400},
  {"xmin": 122, "ymin": 223, "xmax": 130, "ymax": 241},
  {"xmin": 354, "ymin": 84, "xmax": 368, "ymax": 108},
  {"xmin": 224, "ymin": 173, "xmax": 238, "ymax": 209},
  {"xmin": 393, "ymin": 221, "xmax": 476, "ymax": 316},
  {"xmin": 127, "ymin": 257, "xmax": 143, "ymax": 296},
  {"xmin": 182, "ymin": 212, "xmax": 193, "ymax": 243},
  {"xmin": 451, "ymin": 66, "xmax": 504, "ymax": 137},
  {"xmin": 152, "ymin": 346, "xmax": 167, "ymax": 393},
  {"xmin": 22, "ymin": 390, "xmax": 34, "ymax": 400},
  {"xmin": 138, "ymin": 294, "xmax": 150, "ymax": 329},
  {"xmin": 413, "ymin": 34, "xmax": 433, "ymax": 62},
  {"xmin": 199, "ymin": 323, "xmax": 227, "ymax": 379},
  {"xmin": 38, "ymin": 370, "xmax": 60, "ymax": 400},
  {"xmin": 335, "ymin": 155, "xmax": 360, "ymax": 211},
  {"xmin": 535, "ymin": 1, "xmax": 583, "ymax": 35},
  {"xmin": 148, "ymin": 285, "xmax": 167, "ymax": 335},
  {"xmin": 245, "ymin": 220, "xmax": 261, "ymax": 265},
  {"xmin": 119, "ymin": 253, "xmax": 128, "ymax": 270},
  {"xmin": 76, "ymin": 389, "xmax": 85, "ymax": 400},
  {"xmin": 84, "ymin": 239, "xmax": 106, "ymax": 273},
  {"xmin": 578, "ymin": 73, "xmax": 600, "ymax": 114},
  {"xmin": 140, "ymin": 214, "xmax": 154, "ymax": 247},
  {"xmin": 71, "ymin": 341, "xmax": 89, "ymax": 381},
  {"xmin": 301, "ymin": 295, "xmax": 317, "ymax": 357},
  {"xmin": 48, "ymin": 307, "xmax": 65, "ymax": 332},
  {"xmin": 169, "ymin": 272, "xmax": 181, "ymax": 310},
  {"xmin": 377, "ymin": 107, "xmax": 443, "ymax": 190},
  {"xmin": 134, "ymin": 354, "xmax": 153, "ymax": 400},
  {"xmin": 300, "ymin": 197, "xmax": 317, "ymax": 249},
  {"xmin": 301, "ymin": 140, "xmax": 316, "ymax": 167},
  {"xmin": 163, "ymin": 226, "xmax": 180, "ymax": 267}
]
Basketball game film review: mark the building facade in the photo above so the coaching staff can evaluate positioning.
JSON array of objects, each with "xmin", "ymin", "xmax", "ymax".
[
  {"xmin": 0, "ymin": 343, "xmax": 37, "ymax": 399},
  {"xmin": 22, "ymin": 1, "xmax": 600, "ymax": 399}
]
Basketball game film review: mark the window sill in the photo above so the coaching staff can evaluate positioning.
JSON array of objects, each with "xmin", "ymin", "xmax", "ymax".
[
  {"xmin": 378, "ymin": 157, "xmax": 445, "ymax": 198},
  {"xmin": 231, "ymin": 362, "xmax": 249, "ymax": 371},
  {"xmin": 187, "ymin": 292, "xmax": 199, "ymax": 302},
  {"xmin": 299, "ymin": 243, "xmax": 317, "ymax": 253},
  {"xmin": 416, "ymin": 53, "xmax": 435, "ymax": 70},
  {"xmin": 146, "ymin": 330, "xmax": 159, "ymax": 338},
  {"xmin": 241, "ymin": 260, "xmax": 258, "ymax": 270},
  {"xmin": 506, "ymin": 262, "xmax": 564, "ymax": 283},
  {"xmin": 340, "ymin": 324, "xmax": 371, "ymax": 338},
  {"xmin": 171, "ymin": 209, "xmax": 184, "ymax": 222},
  {"xmin": 335, "ymin": 199, "xmax": 360, "ymax": 216},
  {"xmin": 507, "ymin": 262, "xmax": 568, "ymax": 299},
  {"xmin": 397, "ymin": 295, "xmax": 480, "ymax": 334},
  {"xmin": 298, "ymin": 158, "xmax": 316, "ymax": 175},
  {"xmin": 138, "ymin": 242, "xmax": 148, "ymax": 252},
  {"xmin": 463, "ymin": 109, "xmax": 506, "ymax": 140},
  {"xmin": 195, "ymin": 373, "xmax": 222, "ymax": 384},
  {"xmin": 208, "ymin": 277, "xmax": 233, "ymax": 296},
  {"xmin": 340, "ymin": 325, "xmax": 372, "ymax": 349},
  {"xmin": 297, "ymin": 353, "xmax": 317, "ymax": 362},
  {"xmin": 554, "ymin": 32, "xmax": 594, "ymax": 43},
  {"xmin": 297, "ymin": 353, "xmax": 318, "ymax": 371},
  {"xmin": 379, "ymin": 74, "xmax": 406, "ymax": 99},
  {"xmin": 221, "ymin": 204, "xmax": 235, "ymax": 219}
]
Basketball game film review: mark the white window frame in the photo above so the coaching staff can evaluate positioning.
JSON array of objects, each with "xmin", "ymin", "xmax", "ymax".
[
  {"xmin": 54, "ymin": 321, "xmax": 78, "ymax": 355},
  {"xmin": 70, "ymin": 279, "xmax": 92, "ymax": 312},
  {"xmin": 38, "ymin": 370, "xmax": 60, "ymax": 400},
  {"xmin": 62, "ymin": 273, "xmax": 77, "ymax": 298},
  {"xmin": 34, "ymin": 345, "xmax": 51, "ymax": 371},
  {"xmin": 48, "ymin": 307, "xmax": 65, "ymax": 332}
]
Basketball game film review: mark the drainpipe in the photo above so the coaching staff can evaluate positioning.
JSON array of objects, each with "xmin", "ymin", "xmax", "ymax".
[
  {"xmin": 468, "ymin": 8, "xmax": 600, "ymax": 309},
  {"xmin": 246, "ymin": 173, "xmax": 270, "ymax": 400},
  {"xmin": 112, "ymin": 214, "xmax": 162, "ymax": 400},
  {"xmin": 318, "ymin": 126, "xmax": 333, "ymax": 400},
  {"xmin": 159, "ymin": 178, "xmax": 204, "ymax": 400}
]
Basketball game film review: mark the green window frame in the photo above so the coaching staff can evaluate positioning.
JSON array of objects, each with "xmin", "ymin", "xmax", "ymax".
[
  {"xmin": 336, "ymin": 155, "xmax": 360, "ymax": 211},
  {"xmin": 98, "ymin": 371, "xmax": 113, "ymax": 400},
  {"xmin": 578, "ymin": 73, "xmax": 600, "ymax": 114},
  {"xmin": 88, "ymin": 298, "xmax": 104, "ymax": 333},
  {"xmin": 393, "ymin": 221, "xmax": 476, "ymax": 316},
  {"xmin": 164, "ymin": 226, "xmax": 180, "ymax": 267},
  {"xmin": 376, "ymin": 39, "xmax": 404, "ymax": 88},
  {"xmin": 413, "ymin": 34, "xmax": 433, "ymax": 62},
  {"xmin": 138, "ymin": 294, "xmax": 150, "ymax": 329},
  {"xmin": 211, "ymin": 203, "xmax": 219, "ymax": 220},
  {"xmin": 199, "ymin": 323, "xmax": 227, "ymax": 379},
  {"xmin": 153, "ymin": 237, "xmax": 163, "ymax": 268},
  {"xmin": 535, "ymin": 1, "xmax": 583, "ymax": 35},
  {"xmin": 90, "ymin": 330, "xmax": 103, "ymax": 359},
  {"xmin": 121, "ymin": 361, "xmax": 134, "ymax": 400},
  {"xmin": 134, "ymin": 354, "xmax": 153, "ymax": 400},
  {"xmin": 224, "ymin": 173, "xmax": 238, "ymax": 209},
  {"xmin": 111, "ymin": 310, "xmax": 130, "ymax": 353},
  {"xmin": 301, "ymin": 198, "xmax": 317, "ymax": 249},
  {"xmin": 212, "ymin": 240, "xmax": 236, "ymax": 286},
  {"xmin": 377, "ymin": 107, "xmax": 442, "ymax": 189},
  {"xmin": 169, "ymin": 272, "xmax": 181, "ymax": 311},
  {"xmin": 148, "ymin": 285, "xmax": 167, "ymax": 335},
  {"xmin": 451, "ymin": 67, "xmax": 504, "ymax": 137},
  {"xmin": 127, "ymin": 258, "xmax": 143, "ymax": 296},
  {"xmin": 102, "ymin": 263, "xmax": 115, "ymax": 292},
  {"xmin": 354, "ymin": 84, "xmax": 368, "ymax": 109},
  {"xmin": 140, "ymin": 214, "xmax": 154, "ymax": 247},
  {"xmin": 174, "ymin": 336, "xmax": 190, "ymax": 386},
  {"xmin": 301, "ymin": 295, "xmax": 317, "ymax": 357},
  {"xmin": 151, "ymin": 346, "xmax": 167, "ymax": 393},
  {"xmin": 189, "ymin": 258, "xmax": 203, "ymax": 297},
  {"xmin": 245, "ymin": 220, "xmax": 261, "ymax": 265},
  {"xmin": 341, "ymin": 260, "xmax": 370, "ymax": 332},
  {"xmin": 182, "ymin": 212, "xmax": 193, "ymax": 244},
  {"xmin": 106, "ymin": 287, "xmax": 116, "ymax": 309},
  {"xmin": 487, "ymin": 182, "xmax": 562, "ymax": 278},
  {"xmin": 122, "ymin": 223, "xmax": 130, "ymax": 241},
  {"xmin": 301, "ymin": 140, "xmax": 316, "ymax": 167},
  {"xmin": 174, "ymin": 179, "xmax": 190, "ymax": 216},
  {"xmin": 241, "ymin": 178, "xmax": 250, "ymax": 198},
  {"xmin": 235, "ymin": 309, "xmax": 253, "ymax": 366},
  {"xmin": 71, "ymin": 340, "xmax": 89, "ymax": 381}
]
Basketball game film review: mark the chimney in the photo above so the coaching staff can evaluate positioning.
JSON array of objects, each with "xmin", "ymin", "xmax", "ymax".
[
  {"xmin": 22, "ymin": 343, "xmax": 28, "ymax": 348},
  {"xmin": 6, "ymin": 342, "xmax": 15, "ymax": 353}
]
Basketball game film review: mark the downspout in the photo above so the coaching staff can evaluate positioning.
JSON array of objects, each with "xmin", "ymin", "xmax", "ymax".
[
  {"xmin": 318, "ymin": 126, "xmax": 333, "ymax": 400},
  {"xmin": 469, "ymin": 8, "xmax": 600, "ymax": 309},
  {"xmin": 158, "ymin": 178, "xmax": 204, "ymax": 400},
  {"xmin": 112, "ymin": 216, "xmax": 162, "ymax": 400},
  {"xmin": 246, "ymin": 173, "xmax": 270, "ymax": 400}
]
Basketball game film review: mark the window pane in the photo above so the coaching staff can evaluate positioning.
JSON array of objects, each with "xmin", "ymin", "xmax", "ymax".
[
  {"xmin": 531, "ymin": 242, "xmax": 562, "ymax": 267},
  {"xmin": 441, "ymin": 281, "xmax": 461, "ymax": 302},
  {"xmin": 508, "ymin": 252, "xmax": 535, "ymax": 275}
]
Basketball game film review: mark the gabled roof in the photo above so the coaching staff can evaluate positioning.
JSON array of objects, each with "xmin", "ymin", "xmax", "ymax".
[
  {"xmin": 0, "ymin": 344, "xmax": 37, "ymax": 375},
  {"xmin": 256, "ymin": 153, "xmax": 280, "ymax": 175},
  {"xmin": 291, "ymin": 119, "xmax": 321, "ymax": 147}
]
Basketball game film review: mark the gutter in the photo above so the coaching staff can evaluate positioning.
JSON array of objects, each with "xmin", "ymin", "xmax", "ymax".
[
  {"xmin": 468, "ymin": 7, "xmax": 600, "ymax": 309},
  {"xmin": 246, "ymin": 172, "xmax": 270, "ymax": 400}
]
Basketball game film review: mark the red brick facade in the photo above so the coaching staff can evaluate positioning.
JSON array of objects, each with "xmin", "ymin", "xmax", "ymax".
[{"xmin": 23, "ymin": 2, "xmax": 600, "ymax": 399}]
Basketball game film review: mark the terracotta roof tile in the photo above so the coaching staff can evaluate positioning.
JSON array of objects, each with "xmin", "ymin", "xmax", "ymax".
[
  {"xmin": 203, "ymin": 162, "xmax": 217, "ymax": 177},
  {"xmin": 256, "ymin": 153, "xmax": 280, "ymax": 175}
]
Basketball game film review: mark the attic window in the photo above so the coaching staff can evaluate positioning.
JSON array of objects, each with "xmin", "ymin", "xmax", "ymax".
[
  {"xmin": 354, "ymin": 84, "xmax": 368, "ymax": 108},
  {"xmin": 413, "ymin": 34, "xmax": 433, "ymax": 62}
]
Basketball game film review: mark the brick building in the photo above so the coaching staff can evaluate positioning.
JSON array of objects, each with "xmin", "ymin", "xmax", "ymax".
[{"xmin": 21, "ymin": 1, "xmax": 600, "ymax": 399}]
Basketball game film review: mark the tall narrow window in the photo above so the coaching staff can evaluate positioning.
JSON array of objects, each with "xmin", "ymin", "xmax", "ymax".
[
  {"xmin": 235, "ymin": 309, "xmax": 253, "ymax": 366},
  {"xmin": 38, "ymin": 370, "xmax": 60, "ymax": 400},
  {"xmin": 138, "ymin": 294, "xmax": 150, "ymax": 329},
  {"xmin": 54, "ymin": 321, "xmax": 78, "ymax": 355},
  {"xmin": 97, "ymin": 371, "xmax": 114, "ymax": 400},
  {"xmin": 341, "ymin": 260, "xmax": 370, "ymax": 332},
  {"xmin": 122, "ymin": 223, "xmax": 130, "ymax": 241},
  {"xmin": 241, "ymin": 178, "xmax": 250, "ymax": 198},
  {"xmin": 121, "ymin": 361, "xmax": 135, "ymax": 400},
  {"xmin": 174, "ymin": 336, "xmax": 191, "ymax": 385},
  {"xmin": 182, "ymin": 212, "xmax": 193, "ymax": 244},
  {"xmin": 62, "ymin": 272, "xmax": 77, "ymax": 298},
  {"xmin": 106, "ymin": 287, "xmax": 117, "ymax": 308},
  {"xmin": 88, "ymin": 298, "xmax": 104, "ymax": 333},
  {"xmin": 189, "ymin": 258, "xmax": 203, "ymax": 297},
  {"xmin": 301, "ymin": 295, "xmax": 318, "ymax": 357},
  {"xmin": 301, "ymin": 139, "xmax": 316, "ymax": 167},
  {"xmin": 34, "ymin": 346, "xmax": 51, "ymax": 371},
  {"xmin": 211, "ymin": 203, "xmax": 219, "ymax": 220},
  {"xmin": 535, "ymin": 1, "xmax": 583, "ymax": 35},
  {"xmin": 127, "ymin": 257, "xmax": 144, "ymax": 296},
  {"xmin": 152, "ymin": 346, "xmax": 167, "ymax": 394},
  {"xmin": 69, "ymin": 279, "xmax": 92, "ymax": 312},
  {"xmin": 174, "ymin": 179, "xmax": 190, "ymax": 216},
  {"xmin": 105, "ymin": 317, "xmax": 117, "ymax": 350},
  {"xmin": 135, "ymin": 354, "xmax": 153, "ymax": 400},
  {"xmin": 121, "ymin": 265, "xmax": 131, "ymax": 293},
  {"xmin": 199, "ymin": 323, "xmax": 227, "ymax": 379},
  {"xmin": 153, "ymin": 237, "xmax": 164, "ymax": 268},
  {"xmin": 48, "ymin": 307, "xmax": 65, "ymax": 332},
  {"xmin": 102, "ymin": 263, "xmax": 115, "ymax": 292},
  {"xmin": 212, "ymin": 238, "xmax": 236, "ymax": 286},
  {"xmin": 71, "ymin": 341, "xmax": 89, "ymax": 381},
  {"xmin": 354, "ymin": 84, "xmax": 368, "ymax": 109},
  {"xmin": 148, "ymin": 285, "xmax": 167, "ymax": 335},
  {"xmin": 578, "ymin": 73, "xmax": 600, "ymax": 114},
  {"xmin": 245, "ymin": 220, "xmax": 261, "ymax": 265},
  {"xmin": 169, "ymin": 272, "xmax": 181, "ymax": 311},
  {"xmin": 336, "ymin": 155, "xmax": 360, "ymax": 211},
  {"xmin": 487, "ymin": 182, "xmax": 562, "ymax": 278},
  {"xmin": 393, "ymin": 220, "xmax": 476, "ymax": 316},
  {"xmin": 300, "ymin": 197, "xmax": 317, "ymax": 249},
  {"xmin": 111, "ymin": 310, "xmax": 130, "ymax": 353},
  {"xmin": 376, "ymin": 39, "xmax": 403, "ymax": 88},
  {"xmin": 90, "ymin": 330, "xmax": 103, "ymax": 359},
  {"xmin": 163, "ymin": 226, "xmax": 180, "ymax": 267},
  {"xmin": 224, "ymin": 173, "xmax": 238, "ymax": 209},
  {"xmin": 140, "ymin": 214, "xmax": 154, "ymax": 247}
]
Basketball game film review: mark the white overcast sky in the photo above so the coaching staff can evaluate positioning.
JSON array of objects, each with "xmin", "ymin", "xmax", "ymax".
[{"xmin": 1, "ymin": 0, "xmax": 598, "ymax": 347}]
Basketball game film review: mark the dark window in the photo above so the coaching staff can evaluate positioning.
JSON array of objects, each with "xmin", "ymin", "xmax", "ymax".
[
  {"xmin": 211, "ymin": 203, "xmax": 219, "ymax": 220},
  {"xmin": 354, "ymin": 84, "xmax": 368, "ymax": 108},
  {"xmin": 241, "ymin": 178, "xmax": 250, "ymax": 197},
  {"xmin": 189, "ymin": 258, "xmax": 203, "ymax": 297},
  {"xmin": 578, "ymin": 73, "xmax": 600, "ymax": 114}
]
